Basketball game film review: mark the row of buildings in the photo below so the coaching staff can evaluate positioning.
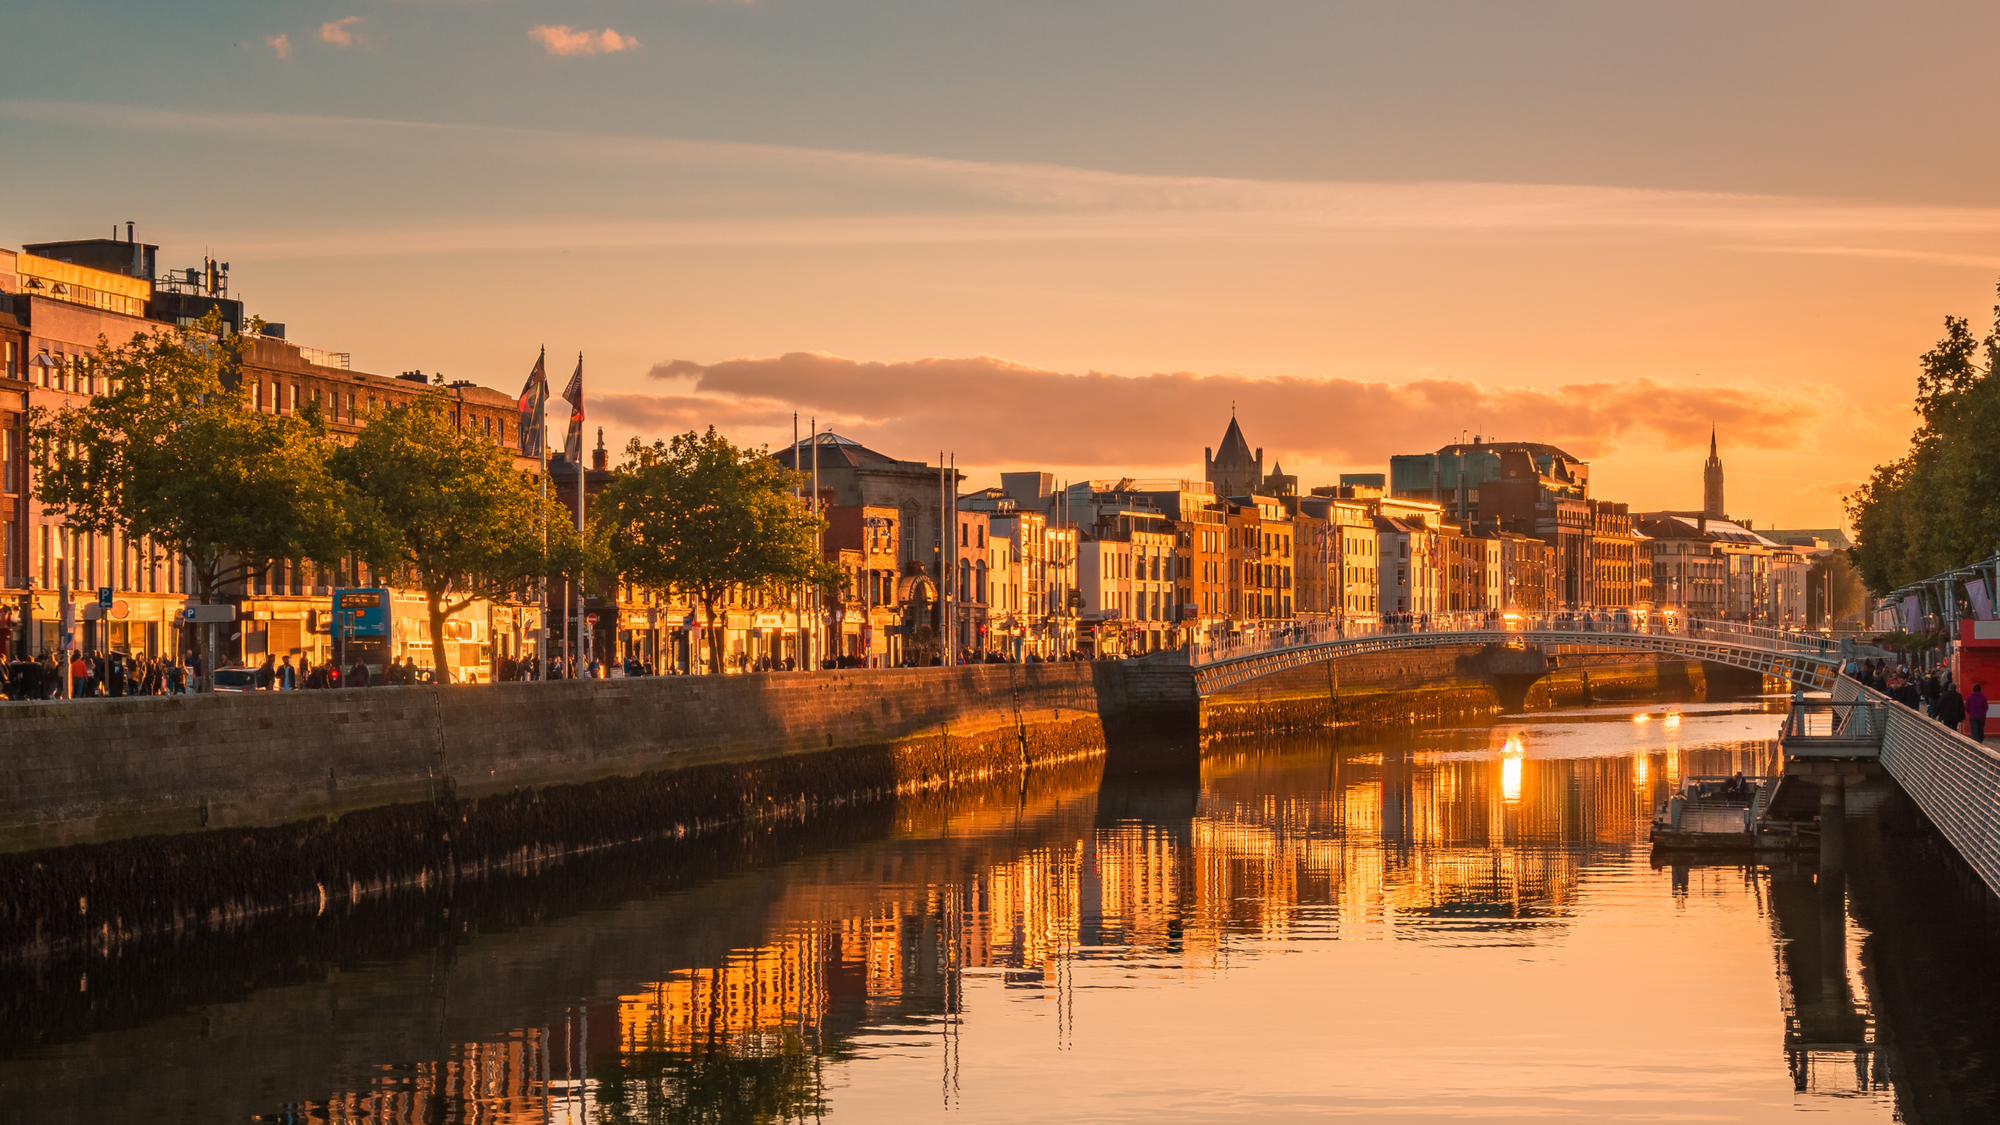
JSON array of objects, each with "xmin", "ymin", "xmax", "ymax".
[{"xmin": 0, "ymin": 226, "xmax": 1832, "ymax": 675}]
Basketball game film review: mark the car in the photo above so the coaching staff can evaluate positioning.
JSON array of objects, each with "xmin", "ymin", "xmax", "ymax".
[{"xmin": 210, "ymin": 668, "xmax": 260, "ymax": 692}]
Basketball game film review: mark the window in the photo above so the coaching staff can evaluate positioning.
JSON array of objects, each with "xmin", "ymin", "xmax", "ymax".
[
  {"xmin": 2, "ymin": 341, "xmax": 12, "ymax": 380},
  {"xmin": 38, "ymin": 525, "xmax": 48, "ymax": 587},
  {"xmin": 1, "ymin": 428, "xmax": 13, "ymax": 494}
]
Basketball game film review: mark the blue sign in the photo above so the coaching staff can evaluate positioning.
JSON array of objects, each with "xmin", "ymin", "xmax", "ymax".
[{"xmin": 98, "ymin": 587, "xmax": 113, "ymax": 609}]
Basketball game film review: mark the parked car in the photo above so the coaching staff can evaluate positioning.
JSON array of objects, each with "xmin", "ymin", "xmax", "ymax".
[{"xmin": 211, "ymin": 668, "xmax": 259, "ymax": 693}]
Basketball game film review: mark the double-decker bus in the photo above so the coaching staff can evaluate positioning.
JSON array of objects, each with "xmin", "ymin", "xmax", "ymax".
[{"xmin": 330, "ymin": 588, "xmax": 495, "ymax": 683}]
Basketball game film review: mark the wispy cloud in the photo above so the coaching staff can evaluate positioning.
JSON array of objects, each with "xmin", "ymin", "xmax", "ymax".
[
  {"xmin": 530, "ymin": 25, "xmax": 639, "ymax": 57},
  {"xmin": 591, "ymin": 352, "xmax": 1817, "ymax": 469},
  {"xmin": 265, "ymin": 33, "xmax": 292, "ymax": 60},
  {"xmin": 319, "ymin": 17, "xmax": 363, "ymax": 47},
  {"xmin": 6, "ymin": 99, "xmax": 2000, "ymax": 261}
]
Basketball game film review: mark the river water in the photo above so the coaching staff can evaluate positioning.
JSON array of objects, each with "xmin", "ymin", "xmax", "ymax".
[{"xmin": 6, "ymin": 696, "xmax": 2000, "ymax": 1123}]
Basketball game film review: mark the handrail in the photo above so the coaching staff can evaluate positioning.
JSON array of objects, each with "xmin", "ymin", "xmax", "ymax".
[{"xmin": 1188, "ymin": 612, "xmax": 1839, "ymax": 668}]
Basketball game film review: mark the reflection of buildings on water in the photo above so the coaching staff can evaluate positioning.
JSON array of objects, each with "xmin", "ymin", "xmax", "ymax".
[{"xmin": 265, "ymin": 719, "xmax": 1802, "ymax": 1123}]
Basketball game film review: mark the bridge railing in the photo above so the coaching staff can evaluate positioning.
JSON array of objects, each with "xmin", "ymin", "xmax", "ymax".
[
  {"xmin": 1832, "ymin": 676, "xmax": 2000, "ymax": 897},
  {"xmin": 1188, "ymin": 611, "xmax": 1831, "ymax": 667}
]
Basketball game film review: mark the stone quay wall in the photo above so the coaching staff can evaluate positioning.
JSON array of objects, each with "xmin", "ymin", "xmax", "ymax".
[
  {"xmin": 0, "ymin": 660, "xmax": 1199, "ymax": 959},
  {"xmin": 0, "ymin": 659, "xmax": 1195, "ymax": 856}
]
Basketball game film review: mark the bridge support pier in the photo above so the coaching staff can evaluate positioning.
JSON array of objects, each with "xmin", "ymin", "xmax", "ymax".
[{"xmin": 1819, "ymin": 776, "xmax": 1846, "ymax": 879}]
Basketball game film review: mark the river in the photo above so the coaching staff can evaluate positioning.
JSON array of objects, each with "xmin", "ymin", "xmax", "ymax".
[{"xmin": 5, "ymin": 694, "xmax": 1999, "ymax": 1123}]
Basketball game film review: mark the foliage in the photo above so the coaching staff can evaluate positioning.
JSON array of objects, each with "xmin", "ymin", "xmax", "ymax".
[
  {"xmin": 1847, "ymin": 283, "xmax": 2000, "ymax": 593},
  {"xmin": 28, "ymin": 314, "xmax": 345, "ymax": 677},
  {"xmin": 1806, "ymin": 551, "xmax": 1868, "ymax": 628},
  {"xmin": 332, "ymin": 394, "xmax": 578, "ymax": 684},
  {"xmin": 593, "ymin": 427, "xmax": 836, "ymax": 674}
]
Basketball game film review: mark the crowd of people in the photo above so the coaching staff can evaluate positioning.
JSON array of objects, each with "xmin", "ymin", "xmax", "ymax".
[
  {"xmin": 1845, "ymin": 656, "xmax": 1991, "ymax": 742},
  {"xmin": 1, "ymin": 650, "xmax": 189, "ymax": 699}
]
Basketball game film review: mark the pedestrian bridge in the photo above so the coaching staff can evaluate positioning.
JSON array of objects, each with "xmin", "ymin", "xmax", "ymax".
[{"xmin": 1189, "ymin": 612, "xmax": 1847, "ymax": 696}]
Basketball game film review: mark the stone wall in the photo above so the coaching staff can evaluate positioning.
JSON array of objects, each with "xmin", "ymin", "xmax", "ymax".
[{"xmin": 0, "ymin": 659, "xmax": 1195, "ymax": 854}]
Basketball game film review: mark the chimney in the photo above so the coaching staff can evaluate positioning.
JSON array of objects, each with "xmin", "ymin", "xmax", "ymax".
[{"xmin": 126, "ymin": 221, "xmax": 134, "ymax": 243}]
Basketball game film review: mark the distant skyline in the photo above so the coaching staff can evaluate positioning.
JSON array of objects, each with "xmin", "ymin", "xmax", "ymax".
[{"xmin": 8, "ymin": 0, "xmax": 2000, "ymax": 529}]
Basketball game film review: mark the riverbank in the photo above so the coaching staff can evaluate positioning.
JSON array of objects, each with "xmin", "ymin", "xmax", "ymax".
[{"xmin": 0, "ymin": 661, "xmax": 1200, "ymax": 960}]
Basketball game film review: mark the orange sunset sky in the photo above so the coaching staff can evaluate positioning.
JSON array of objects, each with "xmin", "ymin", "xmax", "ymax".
[{"xmin": 8, "ymin": 0, "xmax": 2000, "ymax": 530}]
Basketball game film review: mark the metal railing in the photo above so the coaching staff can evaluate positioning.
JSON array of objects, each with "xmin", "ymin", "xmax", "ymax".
[
  {"xmin": 1779, "ymin": 700, "xmax": 1887, "ymax": 743},
  {"xmin": 1833, "ymin": 676, "xmax": 2000, "ymax": 897},
  {"xmin": 1189, "ymin": 612, "xmax": 1837, "ymax": 667}
]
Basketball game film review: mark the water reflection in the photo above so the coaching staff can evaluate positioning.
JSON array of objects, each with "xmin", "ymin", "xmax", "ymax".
[{"xmin": 4, "ymin": 699, "xmax": 1997, "ymax": 1122}]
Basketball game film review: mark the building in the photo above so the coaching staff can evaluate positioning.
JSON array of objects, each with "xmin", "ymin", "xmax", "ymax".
[
  {"xmin": 773, "ymin": 432, "xmax": 953, "ymax": 658},
  {"xmin": 0, "ymin": 229, "xmax": 547, "ymax": 674},
  {"xmin": 1375, "ymin": 515, "xmax": 1442, "ymax": 616}
]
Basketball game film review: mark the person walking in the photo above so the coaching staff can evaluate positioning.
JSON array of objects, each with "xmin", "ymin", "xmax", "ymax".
[
  {"xmin": 1969, "ymin": 683, "xmax": 1990, "ymax": 743},
  {"xmin": 1938, "ymin": 680, "xmax": 1966, "ymax": 733}
]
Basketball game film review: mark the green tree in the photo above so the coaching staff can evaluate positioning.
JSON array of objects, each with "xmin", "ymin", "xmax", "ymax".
[
  {"xmin": 593, "ymin": 427, "xmax": 835, "ymax": 674},
  {"xmin": 333, "ymin": 394, "xmax": 577, "ymax": 685},
  {"xmin": 28, "ymin": 315, "xmax": 345, "ymax": 680},
  {"xmin": 1848, "ymin": 284, "xmax": 2000, "ymax": 594}
]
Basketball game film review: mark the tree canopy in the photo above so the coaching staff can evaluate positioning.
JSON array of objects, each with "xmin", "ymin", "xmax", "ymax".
[
  {"xmin": 593, "ymin": 427, "xmax": 835, "ymax": 674},
  {"xmin": 333, "ymin": 393, "xmax": 578, "ymax": 684},
  {"xmin": 1847, "ymin": 284, "xmax": 2000, "ymax": 594},
  {"xmin": 29, "ymin": 316, "xmax": 346, "ymax": 599}
]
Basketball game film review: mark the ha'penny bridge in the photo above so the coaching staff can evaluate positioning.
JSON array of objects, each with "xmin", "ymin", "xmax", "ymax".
[
  {"xmin": 1187, "ymin": 611, "xmax": 1845, "ymax": 695},
  {"xmin": 1191, "ymin": 611, "xmax": 2000, "ymax": 911}
]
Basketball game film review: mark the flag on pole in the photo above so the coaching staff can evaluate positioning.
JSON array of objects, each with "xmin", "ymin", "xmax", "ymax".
[
  {"xmin": 517, "ymin": 351, "xmax": 549, "ymax": 458},
  {"xmin": 561, "ymin": 356, "xmax": 585, "ymax": 465},
  {"xmin": 1971, "ymin": 578, "xmax": 1994, "ymax": 621}
]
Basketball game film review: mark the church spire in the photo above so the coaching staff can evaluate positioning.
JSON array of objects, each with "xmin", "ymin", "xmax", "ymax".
[{"xmin": 1703, "ymin": 427, "xmax": 1725, "ymax": 521}]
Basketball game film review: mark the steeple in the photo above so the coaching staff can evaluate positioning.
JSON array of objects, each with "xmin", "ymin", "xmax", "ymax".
[
  {"xmin": 1702, "ymin": 427, "xmax": 1725, "ymax": 521},
  {"xmin": 1205, "ymin": 415, "xmax": 1265, "ymax": 498}
]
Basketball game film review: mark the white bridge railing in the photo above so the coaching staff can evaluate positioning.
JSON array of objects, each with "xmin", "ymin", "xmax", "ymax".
[
  {"xmin": 1833, "ymin": 677, "xmax": 2000, "ymax": 897},
  {"xmin": 1189, "ymin": 612, "xmax": 1840, "ymax": 667}
]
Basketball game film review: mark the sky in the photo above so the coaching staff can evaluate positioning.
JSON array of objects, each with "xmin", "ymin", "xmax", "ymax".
[{"xmin": 7, "ymin": 0, "xmax": 2000, "ymax": 529}]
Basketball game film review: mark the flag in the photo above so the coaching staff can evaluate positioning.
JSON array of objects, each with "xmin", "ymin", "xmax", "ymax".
[
  {"xmin": 1971, "ymin": 578, "xmax": 1994, "ymax": 621},
  {"xmin": 517, "ymin": 351, "xmax": 549, "ymax": 458},
  {"xmin": 561, "ymin": 356, "xmax": 584, "ymax": 465},
  {"xmin": 1902, "ymin": 594, "xmax": 1923, "ymax": 633}
]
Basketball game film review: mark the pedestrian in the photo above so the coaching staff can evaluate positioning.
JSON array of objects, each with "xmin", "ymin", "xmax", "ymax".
[
  {"xmin": 349, "ymin": 658, "xmax": 371, "ymax": 688},
  {"xmin": 279, "ymin": 655, "xmax": 297, "ymax": 690},
  {"xmin": 1938, "ymin": 679, "xmax": 1966, "ymax": 733},
  {"xmin": 256, "ymin": 654, "xmax": 276, "ymax": 691},
  {"xmin": 1969, "ymin": 683, "xmax": 1989, "ymax": 743}
]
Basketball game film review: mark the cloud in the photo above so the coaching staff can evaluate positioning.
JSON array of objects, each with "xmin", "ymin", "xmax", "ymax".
[
  {"xmin": 265, "ymin": 33, "xmax": 292, "ymax": 60},
  {"xmin": 590, "ymin": 352, "xmax": 1816, "ymax": 473},
  {"xmin": 319, "ymin": 17, "xmax": 363, "ymax": 47},
  {"xmin": 530, "ymin": 25, "xmax": 640, "ymax": 57}
]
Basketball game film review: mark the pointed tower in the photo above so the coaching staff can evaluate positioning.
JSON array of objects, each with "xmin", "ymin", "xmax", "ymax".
[
  {"xmin": 1702, "ymin": 428, "xmax": 1725, "ymax": 521},
  {"xmin": 1204, "ymin": 416, "xmax": 1264, "ymax": 498}
]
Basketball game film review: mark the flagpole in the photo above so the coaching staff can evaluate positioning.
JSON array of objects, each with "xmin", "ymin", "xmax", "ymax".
[
  {"xmin": 810, "ymin": 417, "xmax": 819, "ymax": 673},
  {"xmin": 794, "ymin": 414, "xmax": 803, "ymax": 672},
  {"xmin": 537, "ymin": 347, "xmax": 548, "ymax": 681},
  {"xmin": 575, "ymin": 353, "xmax": 586, "ymax": 679}
]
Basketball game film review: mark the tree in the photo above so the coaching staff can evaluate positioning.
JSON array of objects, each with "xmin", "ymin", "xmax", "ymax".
[
  {"xmin": 333, "ymin": 394, "xmax": 577, "ymax": 685},
  {"xmin": 28, "ymin": 315, "xmax": 345, "ymax": 681},
  {"xmin": 593, "ymin": 428, "xmax": 836, "ymax": 675},
  {"xmin": 1848, "ymin": 283, "xmax": 2000, "ymax": 594}
]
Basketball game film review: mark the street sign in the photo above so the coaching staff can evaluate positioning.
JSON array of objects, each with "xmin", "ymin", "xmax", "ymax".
[
  {"xmin": 587, "ymin": 612, "xmax": 598, "ymax": 624},
  {"xmin": 97, "ymin": 587, "xmax": 112, "ymax": 610},
  {"xmin": 182, "ymin": 604, "xmax": 238, "ymax": 624}
]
